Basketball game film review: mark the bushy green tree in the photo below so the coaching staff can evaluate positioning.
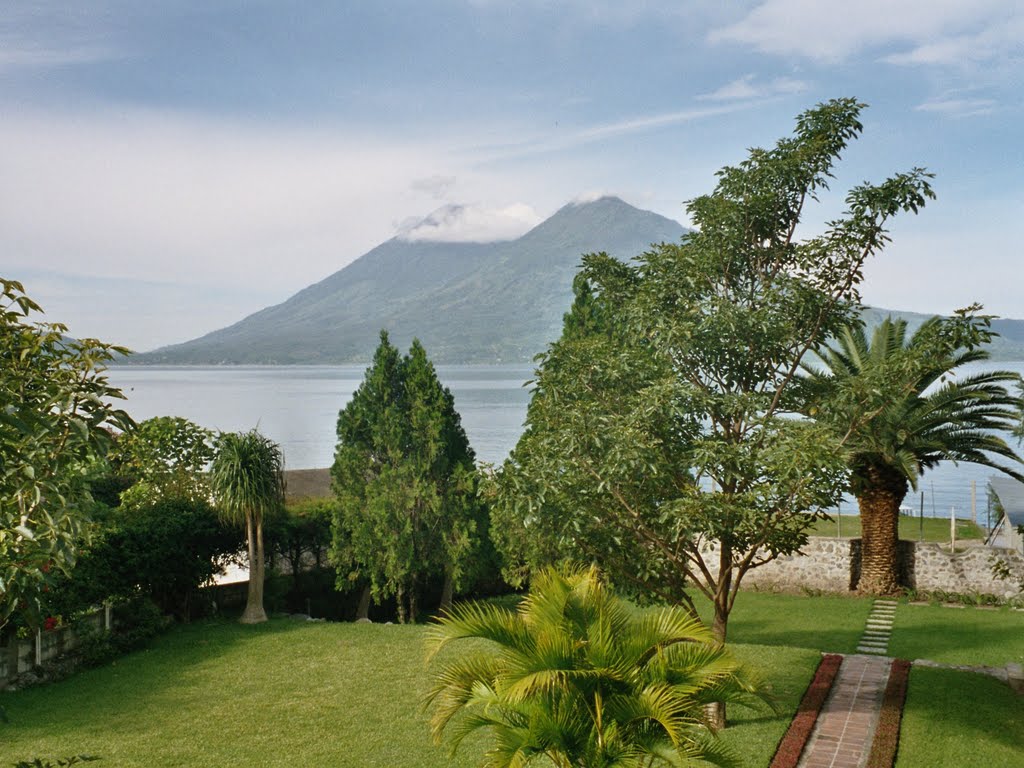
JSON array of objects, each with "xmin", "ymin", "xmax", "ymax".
[
  {"xmin": 491, "ymin": 99, "xmax": 934, "ymax": 663},
  {"xmin": 48, "ymin": 497, "xmax": 240, "ymax": 621},
  {"xmin": 426, "ymin": 565, "xmax": 769, "ymax": 767},
  {"xmin": 804, "ymin": 312, "xmax": 1023, "ymax": 593},
  {"xmin": 113, "ymin": 416, "xmax": 215, "ymax": 510},
  {"xmin": 0, "ymin": 278, "xmax": 133, "ymax": 629},
  {"xmin": 330, "ymin": 332, "xmax": 485, "ymax": 623},
  {"xmin": 209, "ymin": 429, "xmax": 285, "ymax": 624}
]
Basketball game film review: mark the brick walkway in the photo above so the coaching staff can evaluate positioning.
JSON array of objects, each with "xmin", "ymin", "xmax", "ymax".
[{"xmin": 797, "ymin": 655, "xmax": 893, "ymax": 768}]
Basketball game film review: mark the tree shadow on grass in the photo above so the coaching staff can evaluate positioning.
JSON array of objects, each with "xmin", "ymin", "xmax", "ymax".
[
  {"xmin": 0, "ymin": 616, "xmax": 316, "ymax": 731},
  {"xmin": 901, "ymin": 666, "xmax": 1024, "ymax": 758}
]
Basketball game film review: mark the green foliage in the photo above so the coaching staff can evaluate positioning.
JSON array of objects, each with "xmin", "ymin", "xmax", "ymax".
[
  {"xmin": 0, "ymin": 279, "xmax": 133, "ymax": 630},
  {"xmin": 112, "ymin": 417, "xmax": 215, "ymax": 510},
  {"xmin": 805, "ymin": 313, "xmax": 1022, "ymax": 493},
  {"xmin": 491, "ymin": 99, "xmax": 936, "ymax": 639},
  {"xmin": 47, "ymin": 498, "xmax": 240, "ymax": 621},
  {"xmin": 265, "ymin": 499, "xmax": 334, "ymax": 578},
  {"xmin": 331, "ymin": 332, "xmax": 486, "ymax": 622},
  {"xmin": 804, "ymin": 313, "xmax": 1023, "ymax": 590},
  {"xmin": 425, "ymin": 565, "xmax": 770, "ymax": 767}
]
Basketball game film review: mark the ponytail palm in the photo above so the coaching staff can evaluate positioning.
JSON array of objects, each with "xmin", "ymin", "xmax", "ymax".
[
  {"xmin": 425, "ymin": 566, "xmax": 769, "ymax": 767},
  {"xmin": 806, "ymin": 316, "xmax": 1023, "ymax": 594},
  {"xmin": 210, "ymin": 429, "xmax": 285, "ymax": 623}
]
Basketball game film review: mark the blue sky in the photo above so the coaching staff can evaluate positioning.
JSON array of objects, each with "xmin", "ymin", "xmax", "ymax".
[{"xmin": 3, "ymin": 1, "xmax": 1022, "ymax": 351}]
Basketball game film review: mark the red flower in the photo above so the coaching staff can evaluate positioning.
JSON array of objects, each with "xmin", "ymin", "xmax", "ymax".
[{"xmin": 43, "ymin": 616, "xmax": 58, "ymax": 632}]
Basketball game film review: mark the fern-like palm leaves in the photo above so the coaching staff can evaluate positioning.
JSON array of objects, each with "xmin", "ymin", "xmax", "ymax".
[
  {"xmin": 425, "ymin": 566, "xmax": 769, "ymax": 767},
  {"xmin": 806, "ymin": 316, "xmax": 1023, "ymax": 592}
]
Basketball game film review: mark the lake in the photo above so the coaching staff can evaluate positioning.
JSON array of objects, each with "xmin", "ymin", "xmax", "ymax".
[{"xmin": 106, "ymin": 362, "xmax": 1024, "ymax": 526}]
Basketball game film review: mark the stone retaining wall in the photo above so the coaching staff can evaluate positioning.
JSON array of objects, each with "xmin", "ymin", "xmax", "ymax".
[{"xmin": 729, "ymin": 537, "xmax": 1024, "ymax": 596}]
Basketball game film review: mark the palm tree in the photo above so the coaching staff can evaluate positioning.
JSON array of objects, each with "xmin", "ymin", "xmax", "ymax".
[
  {"xmin": 209, "ymin": 429, "xmax": 285, "ymax": 624},
  {"xmin": 425, "ymin": 566, "xmax": 769, "ymax": 768},
  {"xmin": 806, "ymin": 316, "xmax": 1023, "ymax": 594}
]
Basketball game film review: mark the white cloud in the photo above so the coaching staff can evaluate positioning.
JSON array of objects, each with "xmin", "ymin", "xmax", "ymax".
[
  {"xmin": 710, "ymin": 0, "xmax": 1019, "ymax": 63},
  {"xmin": 396, "ymin": 203, "xmax": 542, "ymax": 242},
  {"xmin": 0, "ymin": 42, "xmax": 114, "ymax": 71},
  {"xmin": 698, "ymin": 74, "xmax": 808, "ymax": 101},
  {"xmin": 915, "ymin": 97, "xmax": 997, "ymax": 117}
]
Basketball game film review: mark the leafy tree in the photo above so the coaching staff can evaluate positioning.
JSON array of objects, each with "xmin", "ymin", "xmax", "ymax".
[
  {"xmin": 803, "ymin": 313, "xmax": 1023, "ymax": 593},
  {"xmin": 491, "ymin": 99, "xmax": 934, "ymax": 676},
  {"xmin": 48, "ymin": 497, "xmax": 240, "ymax": 621},
  {"xmin": 331, "ymin": 332, "xmax": 484, "ymax": 623},
  {"xmin": 265, "ymin": 498, "xmax": 334, "ymax": 580},
  {"xmin": 0, "ymin": 278, "xmax": 133, "ymax": 629},
  {"xmin": 209, "ymin": 429, "xmax": 285, "ymax": 624},
  {"xmin": 113, "ymin": 416, "xmax": 215, "ymax": 510},
  {"xmin": 426, "ymin": 565, "xmax": 768, "ymax": 767}
]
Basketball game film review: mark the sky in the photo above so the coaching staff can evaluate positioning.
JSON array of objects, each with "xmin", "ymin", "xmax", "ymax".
[{"xmin": 2, "ymin": 0, "xmax": 1022, "ymax": 352}]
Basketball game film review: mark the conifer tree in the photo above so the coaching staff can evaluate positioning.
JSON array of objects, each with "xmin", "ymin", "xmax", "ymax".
[{"xmin": 330, "ymin": 331, "xmax": 483, "ymax": 623}]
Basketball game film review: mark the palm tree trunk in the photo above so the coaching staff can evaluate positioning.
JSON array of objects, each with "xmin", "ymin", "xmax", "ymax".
[
  {"xmin": 857, "ymin": 466, "xmax": 907, "ymax": 595},
  {"xmin": 241, "ymin": 513, "xmax": 269, "ymax": 624}
]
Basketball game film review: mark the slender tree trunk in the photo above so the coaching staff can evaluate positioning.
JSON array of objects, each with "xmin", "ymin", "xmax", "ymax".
[
  {"xmin": 439, "ymin": 569, "xmax": 454, "ymax": 615},
  {"xmin": 705, "ymin": 549, "xmax": 732, "ymax": 732},
  {"xmin": 396, "ymin": 584, "xmax": 408, "ymax": 624},
  {"xmin": 356, "ymin": 585, "xmax": 372, "ymax": 620},
  {"xmin": 241, "ymin": 514, "xmax": 268, "ymax": 624},
  {"xmin": 857, "ymin": 466, "xmax": 908, "ymax": 595},
  {"xmin": 408, "ymin": 581, "xmax": 418, "ymax": 625}
]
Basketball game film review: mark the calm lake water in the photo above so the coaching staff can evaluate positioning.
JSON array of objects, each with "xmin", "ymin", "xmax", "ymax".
[{"xmin": 106, "ymin": 362, "xmax": 1024, "ymax": 526}]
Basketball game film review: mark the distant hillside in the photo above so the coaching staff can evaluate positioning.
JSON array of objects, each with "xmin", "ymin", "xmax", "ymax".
[
  {"xmin": 134, "ymin": 196, "xmax": 1024, "ymax": 365},
  {"xmin": 134, "ymin": 197, "xmax": 686, "ymax": 364},
  {"xmin": 861, "ymin": 307, "xmax": 1024, "ymax": 362}
]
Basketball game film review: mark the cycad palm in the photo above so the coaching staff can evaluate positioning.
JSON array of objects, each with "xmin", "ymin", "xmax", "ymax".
[
  {"xmin": 425, "ymin": 566, "xmax": 769, "ymax": 767},
  {"xmin": 806, "ymin": 317, "xmax": 1023, "ymax": 593},
  {"xmin": 209, "ymin": 429, "xmax": 285, "ymax": 623}
]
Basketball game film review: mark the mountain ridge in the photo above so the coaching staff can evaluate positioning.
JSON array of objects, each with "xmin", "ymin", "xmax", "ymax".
[{"xmin": 132, "ymin": 197, "xmax": 1024, "ymax": 364}]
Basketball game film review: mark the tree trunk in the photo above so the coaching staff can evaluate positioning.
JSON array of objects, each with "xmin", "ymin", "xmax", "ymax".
[
  {"xmin": 408, "ymin": 586, "xmax": 418, "ymax": 625},
  {"xmin": 856, "ymin": 465, "xmax": 908, "ymax": 595},
  {"xmin": 439, "ymin": 570, "xmax": 454, "ymax": 616},
  {"xmin": 705, "ymin": 553, "xmax": 732, "ymax": 732},
  {"xmin": 240, "ymin": 514, "xmax": 268, "ymax": 624},
  {"xmin": 356, "ymin": 585, "xmax": 372, "ymax": 620},
  {"xmin": 396, "ymin": 584, "xmax": 408, "ymax": 624}
]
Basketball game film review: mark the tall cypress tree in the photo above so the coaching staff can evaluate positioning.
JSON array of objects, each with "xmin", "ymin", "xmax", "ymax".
[{"xmin": 330, "ymin": 331, "xmax": 484, "ymax": 623}]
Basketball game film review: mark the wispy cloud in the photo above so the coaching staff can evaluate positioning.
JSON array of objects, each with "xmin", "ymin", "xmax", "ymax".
[
  {"xmin": 710, "ymin": 0, "xmax": 1020, "ymax": 64},
  {"xmin": 0, "ymin": 42, "xmax": 114, "ymax": 71},
  {"xmin": 396, "ymin": 203, "xmax": 541, "ymax": 243},
  {"xmin": 472, "ymin": 100, "xmax": 766, "ymax": 161},
  {"xmin": 698, "ymin": 74, "xmax": 808, "ymax": 101},
  {"xmin": 915, "ymin": 97, "xmax": 997, "ymax": 117}
]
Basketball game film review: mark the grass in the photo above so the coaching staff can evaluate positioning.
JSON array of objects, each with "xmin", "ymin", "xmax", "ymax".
[
  {"xmin": 694, "ymin": 590, "xmax": 873, "ymax": 654},
  {"xmin": 896, "ymin": 665, "xmax": 1024, "ymax": 767},
  {"xmin": 806, "ymin": 513, "xmax": 984, "ymax": 542},
  {"xmin": 5, "ymin": 591, "xmax": 1022, "ymax": 767},
  {"xmin": 0, "ymin": 617, "xmax": 813, "ymax": 768},
  {"xmin": 888, "ymin": 602, "xmax": 1024, "ymax": 667}
]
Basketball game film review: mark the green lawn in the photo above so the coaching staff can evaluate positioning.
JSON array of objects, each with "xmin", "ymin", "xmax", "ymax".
[
  {"xmin": 889, "ymin": 602, "xmax": 1024, "ymax": 667},
  {"xmin": 806, "ymin": 513, "xmax": 984, "ymax": 542},
  {"xmin": 694, "ymin": 590, "xmax": 873, "ymax": 654},
  {"xmin": 0, "ymin": 618, "xmax": 812, "ymax": 768},
  {"xmin": 4, "ymin": 592, "xmax": 1022, "ymax": 767},
  {"xmin": 896, "ymin": 666, "xmax": 1024, "ymax": 768}
]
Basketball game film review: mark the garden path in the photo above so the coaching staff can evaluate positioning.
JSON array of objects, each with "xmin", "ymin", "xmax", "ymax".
[{"xmin": 797, "ymin": 654, "xmax": 892, "ymax": 768}]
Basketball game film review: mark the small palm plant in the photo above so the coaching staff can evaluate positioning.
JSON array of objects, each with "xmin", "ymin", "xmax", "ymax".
[
  {"xmin": 425, "ymin": 566, "xmax": 770, "ymax": 767},
  {"xmin": 209, "ymin": 429, "xmax": 285, "ymax": 624}
]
